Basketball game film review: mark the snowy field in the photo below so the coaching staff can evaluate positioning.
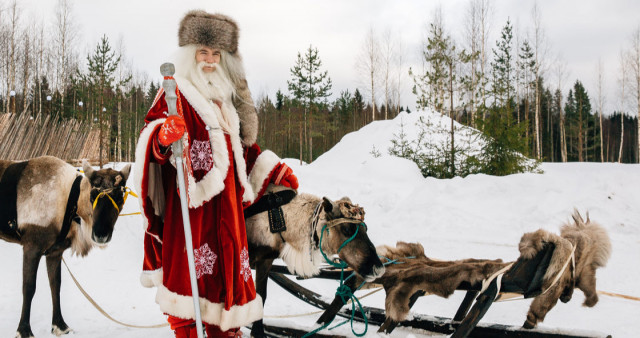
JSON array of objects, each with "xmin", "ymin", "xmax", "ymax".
[{"xmin": 1, "ymin": 110, "xmax": 639, "ymax": 337}]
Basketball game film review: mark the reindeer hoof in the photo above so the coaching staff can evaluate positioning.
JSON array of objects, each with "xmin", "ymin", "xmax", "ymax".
[
  {"xmin": 522, "ymin": 320, "xmax": 536, "ymax": 329},
  {"xmin": 15, "ymin": 330, "xmax": 34, "ymax": 338},
  {"xmin": 583, "ymin": 295, "xmax": 598, "ymax": 307},
  {"xmin": 52, "ymin": 324, "xmax": 73, "ymax": 336}
]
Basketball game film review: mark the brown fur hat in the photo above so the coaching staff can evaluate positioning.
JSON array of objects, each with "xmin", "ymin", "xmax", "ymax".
[
  {"xmin": 178, "ymin": 10, "xmax": 239, "ymax": 53},
  {"xmin": 178, "ymin": 10, "xmax": 259, "ymax": 146}
]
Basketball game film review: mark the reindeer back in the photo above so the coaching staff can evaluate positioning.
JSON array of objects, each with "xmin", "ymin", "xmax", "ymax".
[{"xmin": 560, "ymin": 210, "xmax": 612, "ymax": 276}]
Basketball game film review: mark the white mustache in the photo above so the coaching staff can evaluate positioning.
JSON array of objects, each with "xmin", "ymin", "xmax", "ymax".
[{"xmin": 198, "ymin": 61, "xmax": 217, "ymax": 71}]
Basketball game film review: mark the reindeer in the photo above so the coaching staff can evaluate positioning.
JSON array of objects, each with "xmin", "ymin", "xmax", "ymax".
[
  {"xmin": 244, "ymin": 186, "xmax": 385, "ymax": 337},
  {"xmin": 519, "ymin": 210, "xmax": 612, "ymax": 329},
  {"xmin": 0, "ymin": 156, "xmax": 131, "ymax": 338}
]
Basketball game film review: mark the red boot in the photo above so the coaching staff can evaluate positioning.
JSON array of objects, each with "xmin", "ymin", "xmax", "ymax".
[
  {"xmin": 205, "ymin": 325, "xmax": 242, "ymax": 337},
  {"xmin": 173, "ymin": 324, "xmax": 199, "ymax": 338}
]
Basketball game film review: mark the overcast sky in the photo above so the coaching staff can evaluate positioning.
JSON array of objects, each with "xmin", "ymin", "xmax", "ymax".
[{"xmin": 15, "ymin": 0, "xmax": 640, "ymax": 113}]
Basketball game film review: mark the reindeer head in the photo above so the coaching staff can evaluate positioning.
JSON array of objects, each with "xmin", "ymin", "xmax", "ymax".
[
  {"xmin": 318, "ymin": 197, "xmax": 385, "ymax": 282},
  {"xmin": 82, "ymin": 161, "xmax": 131, "ymax": 245}
]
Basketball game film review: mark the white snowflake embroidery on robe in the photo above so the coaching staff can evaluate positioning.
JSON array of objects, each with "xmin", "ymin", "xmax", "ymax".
[
  {"xmin": 190, "ymin": 139, "xmax": 214, "ymax": 171},
  {"xmin": 240, "ymin": 247, "xmax": 251, "ymax": 282},
  {"xmin": 194, "ymin": 243, "xmax": 217, "ymax": 279}
]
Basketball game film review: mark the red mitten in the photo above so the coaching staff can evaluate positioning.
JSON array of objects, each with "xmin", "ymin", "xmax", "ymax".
[
  {"xmin": 271, "ymin": 163, "xmax": 299, "ymax": 190},
  {"xmin": 158, "ymin": 115, "xmax": 186, "ymax": 147}
]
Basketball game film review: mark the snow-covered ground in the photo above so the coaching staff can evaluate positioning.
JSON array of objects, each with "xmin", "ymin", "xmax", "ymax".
[{"xmin": 1, "ymin": 109, "xmax": 638, "ymax": 337}]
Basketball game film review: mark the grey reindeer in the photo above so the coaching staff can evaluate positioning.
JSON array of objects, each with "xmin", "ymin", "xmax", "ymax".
[
  {"xmin": 0, "ymin": 156, "xmax": 131, "ymax": 338},
  {"xmin": 244, "ymin": 185, "xmax": 386, "ymax": 337}
]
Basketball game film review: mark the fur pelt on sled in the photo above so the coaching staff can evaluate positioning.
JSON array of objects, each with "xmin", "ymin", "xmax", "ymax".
[
  {"xmin": 519, "ymin": 209, "xmax": 612, "ymax": 329},
  {"xmin": 374, "ymin": 242, "xmax": 509, "ymax": 322}
]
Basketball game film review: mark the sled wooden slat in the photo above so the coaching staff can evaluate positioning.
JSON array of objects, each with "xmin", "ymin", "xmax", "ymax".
[{"xmin": 453, "ymin": 290, "xmax": 480, "ymax": 321}]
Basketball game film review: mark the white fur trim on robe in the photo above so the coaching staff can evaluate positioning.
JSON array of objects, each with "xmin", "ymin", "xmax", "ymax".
[
  {"xmin": 140, "ymin": 268, "xmax": 163, "ymax": 288},
  {"xmin": 133, "ymin": 78, "xmax": 282, "ymax": 211},
  {"xmin": 247, "ymin": 149, "xmax": 281, "ymax": 204},
  {"xmin": 156, "ymin": 285, "xmax": 263, "ymax": 331},
  {"xmin": 174, "ymin": 76, "xmax": 258, "ymax": 208},
  {"xmin": 133, "ymin": 118, "xmax": 166, "ymax": 233}
]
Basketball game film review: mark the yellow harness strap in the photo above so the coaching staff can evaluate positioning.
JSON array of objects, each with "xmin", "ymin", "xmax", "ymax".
[{"xmin": 93, "ymin": 191, "xmax": 120, "ymax": 214}]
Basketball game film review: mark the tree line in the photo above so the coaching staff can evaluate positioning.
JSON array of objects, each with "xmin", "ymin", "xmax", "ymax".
[
  {"xmin": 1, "ymin": 0, "xmax": 639, "ymax": 167},
  {"xmin": 409, "ymin": 2, "xmax": 640, "ymax": 167},
  {"xmin": 0, "ymin": 0, "xmax": 152, "ymax": 165}
]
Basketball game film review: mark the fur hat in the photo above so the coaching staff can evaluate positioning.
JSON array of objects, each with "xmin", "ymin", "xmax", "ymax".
[
  {"xmin": 177, "ymin": 10, "xmax": 258, "ymax": 146},
  {"xmin": 178, "ymin": 10, "xmax": 239, "ymax": 54}
]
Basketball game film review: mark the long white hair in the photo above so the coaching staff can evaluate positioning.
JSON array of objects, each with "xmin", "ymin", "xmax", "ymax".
[{"xmin": 172, "ymin": 45, "xmax": 239, "ymax": 101}]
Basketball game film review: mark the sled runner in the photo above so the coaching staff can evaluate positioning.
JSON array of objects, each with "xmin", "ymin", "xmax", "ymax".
[{"xmin": 265, "ymin": 240, "xmax": 611, "ymax": 338}]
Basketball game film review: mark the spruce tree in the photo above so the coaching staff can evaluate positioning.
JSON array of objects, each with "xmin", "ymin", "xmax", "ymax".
[
  {"xmin": 481, "ymin": 19, "xmax": 535, "ymax": 175},
  {"xmin": 565, "ymin": 80, "xmax": 598, "ymax": 161},
  {"xmin": 287, "ymin": 45, "xmax": 332, "ymax": 163}
]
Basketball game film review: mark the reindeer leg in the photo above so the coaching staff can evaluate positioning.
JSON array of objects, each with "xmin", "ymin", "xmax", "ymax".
[
  {"xmin": 577, "ymin": 267, "xmax": 599, "ymax": 307},
  {"xmin": 17, "ymin": 247, "xmax": 41, "ymax": 338},
  {"xmin": 523, "ymin": 285, "xmax": 563, "ymax": 329},
  {"xmin": 46, "ymin": 253, "xmax": 71, "ymax": 336},
  {"xmin": 250, "ymin": 257, "xmax": 274, "ymax": 338}
]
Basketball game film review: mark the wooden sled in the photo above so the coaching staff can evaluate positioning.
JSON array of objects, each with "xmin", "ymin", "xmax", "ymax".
[{"xmin": 267, "ymin": 242, "xmax": 611, "ymax": 338}]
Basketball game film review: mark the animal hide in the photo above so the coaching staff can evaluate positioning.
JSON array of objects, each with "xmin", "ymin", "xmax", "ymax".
[{"xmin": 374, "ymin": 242, "xmax": 509, "ymax": 322}]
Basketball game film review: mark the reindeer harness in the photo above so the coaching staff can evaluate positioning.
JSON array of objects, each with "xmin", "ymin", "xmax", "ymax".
[
  {"xmin": 0, "ymin": 160, "xmax": 29, "ymax": 240},
  {"xmin": 244, "ymin": 190, "xmax": 297, "ymax": 240}
]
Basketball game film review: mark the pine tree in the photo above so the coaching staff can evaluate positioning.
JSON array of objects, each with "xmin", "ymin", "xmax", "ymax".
[
  {"xmin": 410, "ymin": 21, "xmax": 449, "ymax": 113},
  {"xmin": 287, "ymin": 45, "xmax": 332, "ymax": 163},
  {"xmin": 491, "ymin": 19, "xmax": 514, "ymax": 108},
  {"xmin": 518, "ymin": 39, "xmax": 536, "ymax": 151},
  {"xmin": 84, "ymin": 35, "xmax": 122, "ymax": 167}
]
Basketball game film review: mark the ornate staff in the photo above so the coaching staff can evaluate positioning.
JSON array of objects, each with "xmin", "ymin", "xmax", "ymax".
[{"xmin": 160, "ymin": 62, "xmax": 204, "ymax": 338}]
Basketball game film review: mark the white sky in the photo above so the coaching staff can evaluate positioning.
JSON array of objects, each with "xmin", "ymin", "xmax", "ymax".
[{"xmin": 14, "ymin": 0, "xmax": 640, "ymax": 113}]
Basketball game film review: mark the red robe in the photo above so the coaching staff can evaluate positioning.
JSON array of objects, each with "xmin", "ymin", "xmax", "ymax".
[{"xmin": 133, "ymin": 76, "xmax": 280, "ymax": 330}]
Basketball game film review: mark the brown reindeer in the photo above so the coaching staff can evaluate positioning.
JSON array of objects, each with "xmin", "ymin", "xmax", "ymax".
[
  {"xmin": 519, "ymin": 210, "xmax": 612, "ymax": 329},
  {"xmin": 0, "ymin": 156, "xmax": 131, "ymax": 338},
  {"xmin": 244, "ymin": 185, "xmax": 385, "ymax": 337}
]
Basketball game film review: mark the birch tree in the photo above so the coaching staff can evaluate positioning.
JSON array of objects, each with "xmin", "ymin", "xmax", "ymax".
[
  {"xmin": 553, "ymin": 56, "xmax": 569, "ymax": 162},
  {"xmin": 6, "ymin": 0, "xmax": 19, "ymax": 114},
  {"xmin": 394, "ymin": 38, "xmax": 405, "ymax": 117},
  {"xmin": 478, "ymin": 0, "xmax": 493, "ymax": 120},
  {"xmin": 53, "ymin": 0, "xmax": 77, "ymax": 114},
  {"xmin": 617, "ymin": 49, "xmax": 628, "ymax": 163},
  {"xmin": 629, "ymin": 27, "xmax": 640, "ymax": 162},
  {"xmin": 380, "ymin": 28, "xmax": 396, "ymax": 120},
  {"xmin": 532, "ymin": 2, "xmax": 548, "ymax": 160},
  {"xmin": 463, "ymin": 0, "xmax": 490, "ymax": 127},
  {"xmin": 357, "ymin": 27, "xmax": 379, "ymax": 122},
  {"xmin": 595, "ymin": 59, "xmax": 605, "ymax": 162}
]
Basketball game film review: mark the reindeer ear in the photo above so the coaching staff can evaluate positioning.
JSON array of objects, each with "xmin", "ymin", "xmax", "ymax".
[
  {"xmin": 586, "ymin": 211, "xmax": 590, "ymax": 224},
  {"xmin": 322, "ymin": 197, "xmax": 334, "ymax": 213},
  {"xmin": 120, "ymin": 164, "xmax": 132, "ymax": 182},
  {"xmin": 82, "ymin": 160, "xmax": 94, "ymax": 178}
]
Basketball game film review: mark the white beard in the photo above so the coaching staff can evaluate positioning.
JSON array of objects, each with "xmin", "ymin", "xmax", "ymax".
[
  {"xmin": 185, "ymin": 61, "xmax": 238, "ymax": 134},
  {"xmin": 190, "ymin": 62, "xmax": 235, "ymax": 103}
]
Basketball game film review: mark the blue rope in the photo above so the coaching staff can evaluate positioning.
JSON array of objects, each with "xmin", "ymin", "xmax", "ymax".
[{"xmin": 302, "ymin": 222, "xmax": 368, "ymax": 338}]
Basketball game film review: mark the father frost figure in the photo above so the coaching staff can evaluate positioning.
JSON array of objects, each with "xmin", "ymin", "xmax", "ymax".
[{"xmin": 133, "ymin": 10, "xmax": 298, "ymax": 338}]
